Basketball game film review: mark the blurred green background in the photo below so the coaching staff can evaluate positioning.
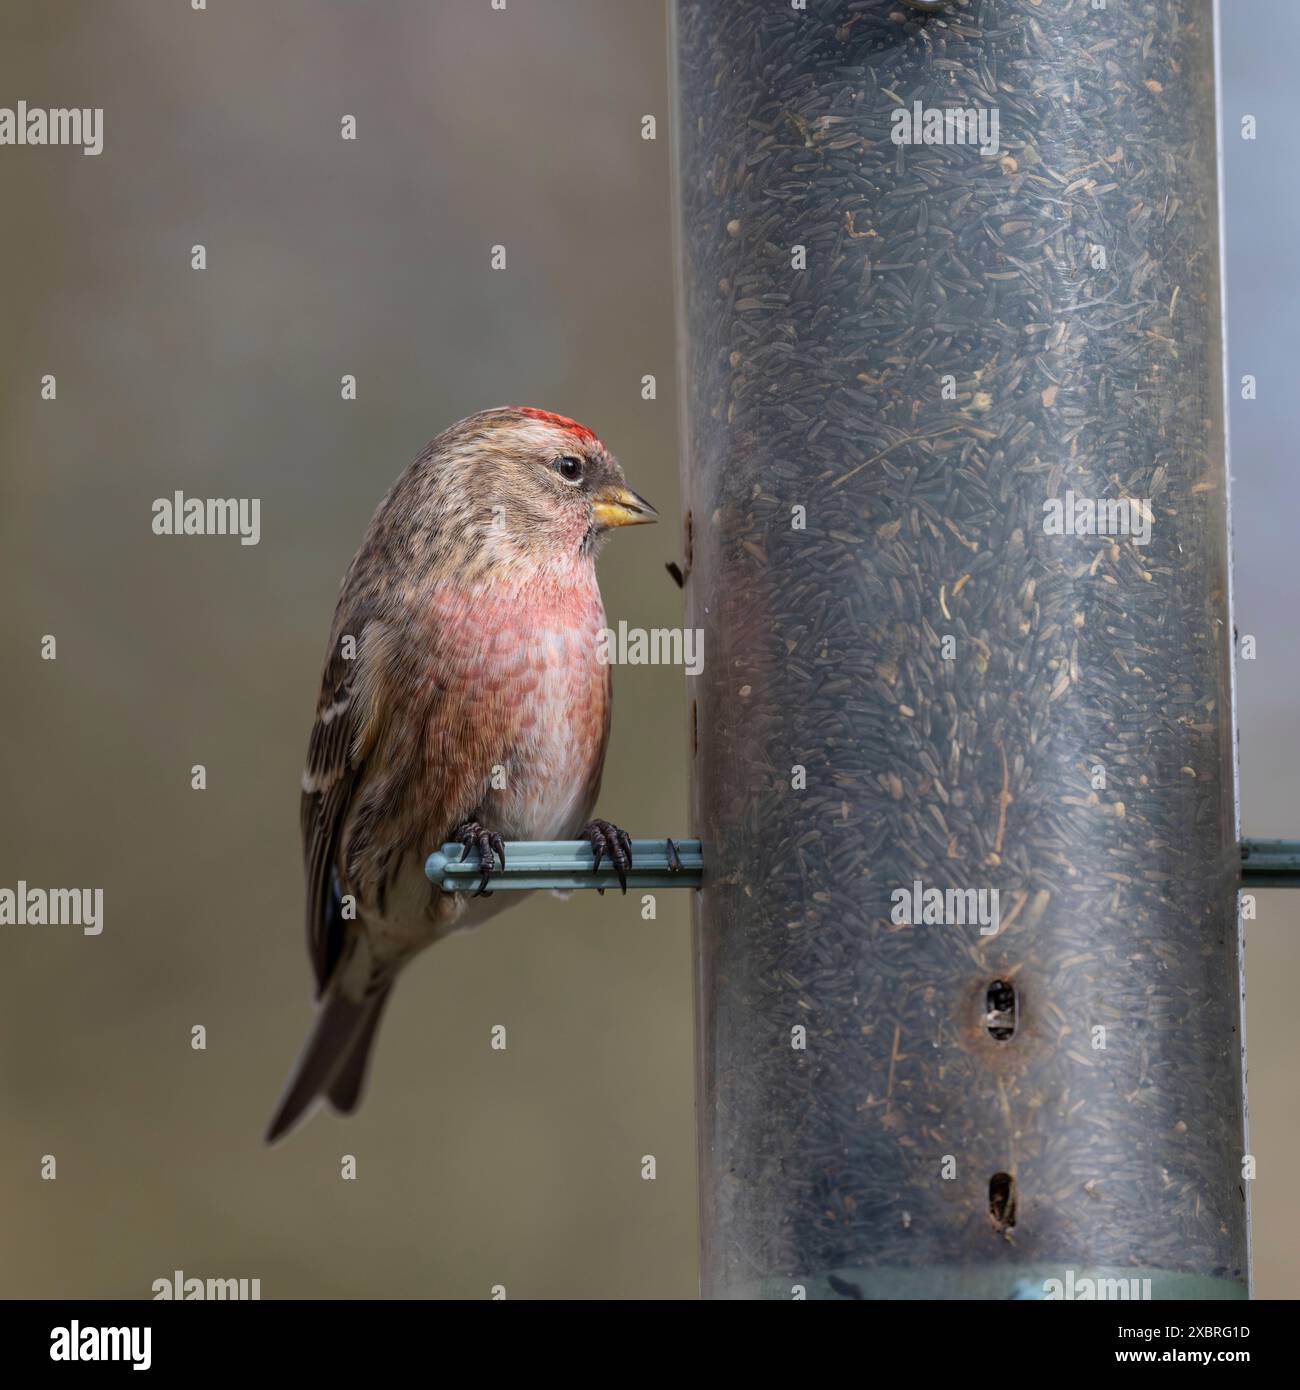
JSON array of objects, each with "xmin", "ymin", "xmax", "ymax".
[
  {"xmin": 1, "ymin": 0, "xmax": 1297, "ymax": 1299},
  {"xmin": 0, "ymin": 0, "xmax": 692, "ymax": 1298}
]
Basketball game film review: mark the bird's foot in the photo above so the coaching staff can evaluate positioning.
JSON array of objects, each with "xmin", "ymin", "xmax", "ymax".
[
  {"xmin": 582, "ymin": 819, "xmax": 633, "ymax": 894},
  {"xmin": 453, "ymin": 820, "xmax": 505, "ymax": 897}
]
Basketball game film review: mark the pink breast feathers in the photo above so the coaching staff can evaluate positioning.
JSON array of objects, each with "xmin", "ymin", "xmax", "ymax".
[{"xmin": 425, "ymin": 574, "xmax": 610, "ymax": 841}]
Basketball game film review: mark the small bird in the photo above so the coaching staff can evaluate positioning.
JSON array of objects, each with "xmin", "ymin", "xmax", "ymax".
[{"xmin": 266, "ymin": 406, "xmax": 657, "ymax": 1142}]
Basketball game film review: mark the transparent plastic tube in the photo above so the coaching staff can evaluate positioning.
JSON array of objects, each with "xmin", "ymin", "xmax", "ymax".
[{"xmin": 673, "ymin": 0, "xmax": 1247, "ymax": 1299}]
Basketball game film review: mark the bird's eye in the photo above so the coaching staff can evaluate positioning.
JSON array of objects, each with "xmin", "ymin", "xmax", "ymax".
[{"xmin": 555, "ymin": 455, "xmax": 584, "ymax": 483}]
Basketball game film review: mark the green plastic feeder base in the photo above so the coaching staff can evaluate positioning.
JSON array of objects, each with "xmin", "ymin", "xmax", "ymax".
[{"xmin": 746, "ymin": 1266, "xmax": 1249, "ymax": 1301}]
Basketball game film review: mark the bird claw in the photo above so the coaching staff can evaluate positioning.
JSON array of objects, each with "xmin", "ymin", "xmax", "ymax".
[
  {"xmin": 454, "ymin": 820, "xmax": 505, "ymax": 897},
  {"xmin": 583, "ymin": 819, "xmax": 633, "ymax": 894}
]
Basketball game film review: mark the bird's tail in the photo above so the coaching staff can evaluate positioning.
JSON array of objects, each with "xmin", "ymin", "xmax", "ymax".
[{"xmin": 265, "ymin": 978, "xmax": 394, "ymax": 1144}]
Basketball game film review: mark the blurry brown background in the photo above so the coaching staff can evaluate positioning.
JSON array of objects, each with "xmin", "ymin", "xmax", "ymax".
[{"xmin": 0, "ymin": 0, "xmax": 1295, "ymax": 1299}]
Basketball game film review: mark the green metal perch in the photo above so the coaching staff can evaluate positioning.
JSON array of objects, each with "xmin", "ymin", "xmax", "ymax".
[
  {"xmin": 1240, "ymin": 839, "xmax": 1300, "ymax": 888},
  {"xmin": 425, "ymin": 838, "xmax": 703, "ymax": 892},
  {"xmin": 426, "ymin": 838, "xmax": 1290, "ymax": 894}
]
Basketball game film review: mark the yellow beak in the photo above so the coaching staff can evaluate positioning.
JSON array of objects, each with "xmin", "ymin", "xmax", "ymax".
[{"xmin": 592, "ymin": 485, "xmax": 658, "ymax": 529}]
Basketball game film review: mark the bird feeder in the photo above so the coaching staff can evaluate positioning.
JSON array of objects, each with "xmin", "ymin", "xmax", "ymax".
[{"xmin": 672, "ymin": 0, "xmax": 1248, "ymax": 1299}]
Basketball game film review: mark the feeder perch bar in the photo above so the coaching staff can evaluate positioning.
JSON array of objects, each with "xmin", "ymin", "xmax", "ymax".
[
  {"xmin": 425, "ymin": 838, "xmax": 703, "ymax": 892},
  {"xmin": 1240, "ymin": 839, "xmax": 1300, "ymax": 889},
  {"xmin": 427, "ymin": 837, "xmax": 1290, "ymax": 893}
]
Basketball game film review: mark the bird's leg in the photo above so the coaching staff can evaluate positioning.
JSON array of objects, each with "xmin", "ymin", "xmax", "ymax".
[
  {"xmin": 453, "ymin": 819, "xmax": 506, "ymax": 897},
  {"xmin": 582, "ymin": 819, "xmax": 634, "ymax": 894}
]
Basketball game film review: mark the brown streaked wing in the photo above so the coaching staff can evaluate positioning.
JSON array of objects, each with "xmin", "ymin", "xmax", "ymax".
[{"xmin": 300, "ymin": 617, "xmax": 379, "ymax": 994}]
